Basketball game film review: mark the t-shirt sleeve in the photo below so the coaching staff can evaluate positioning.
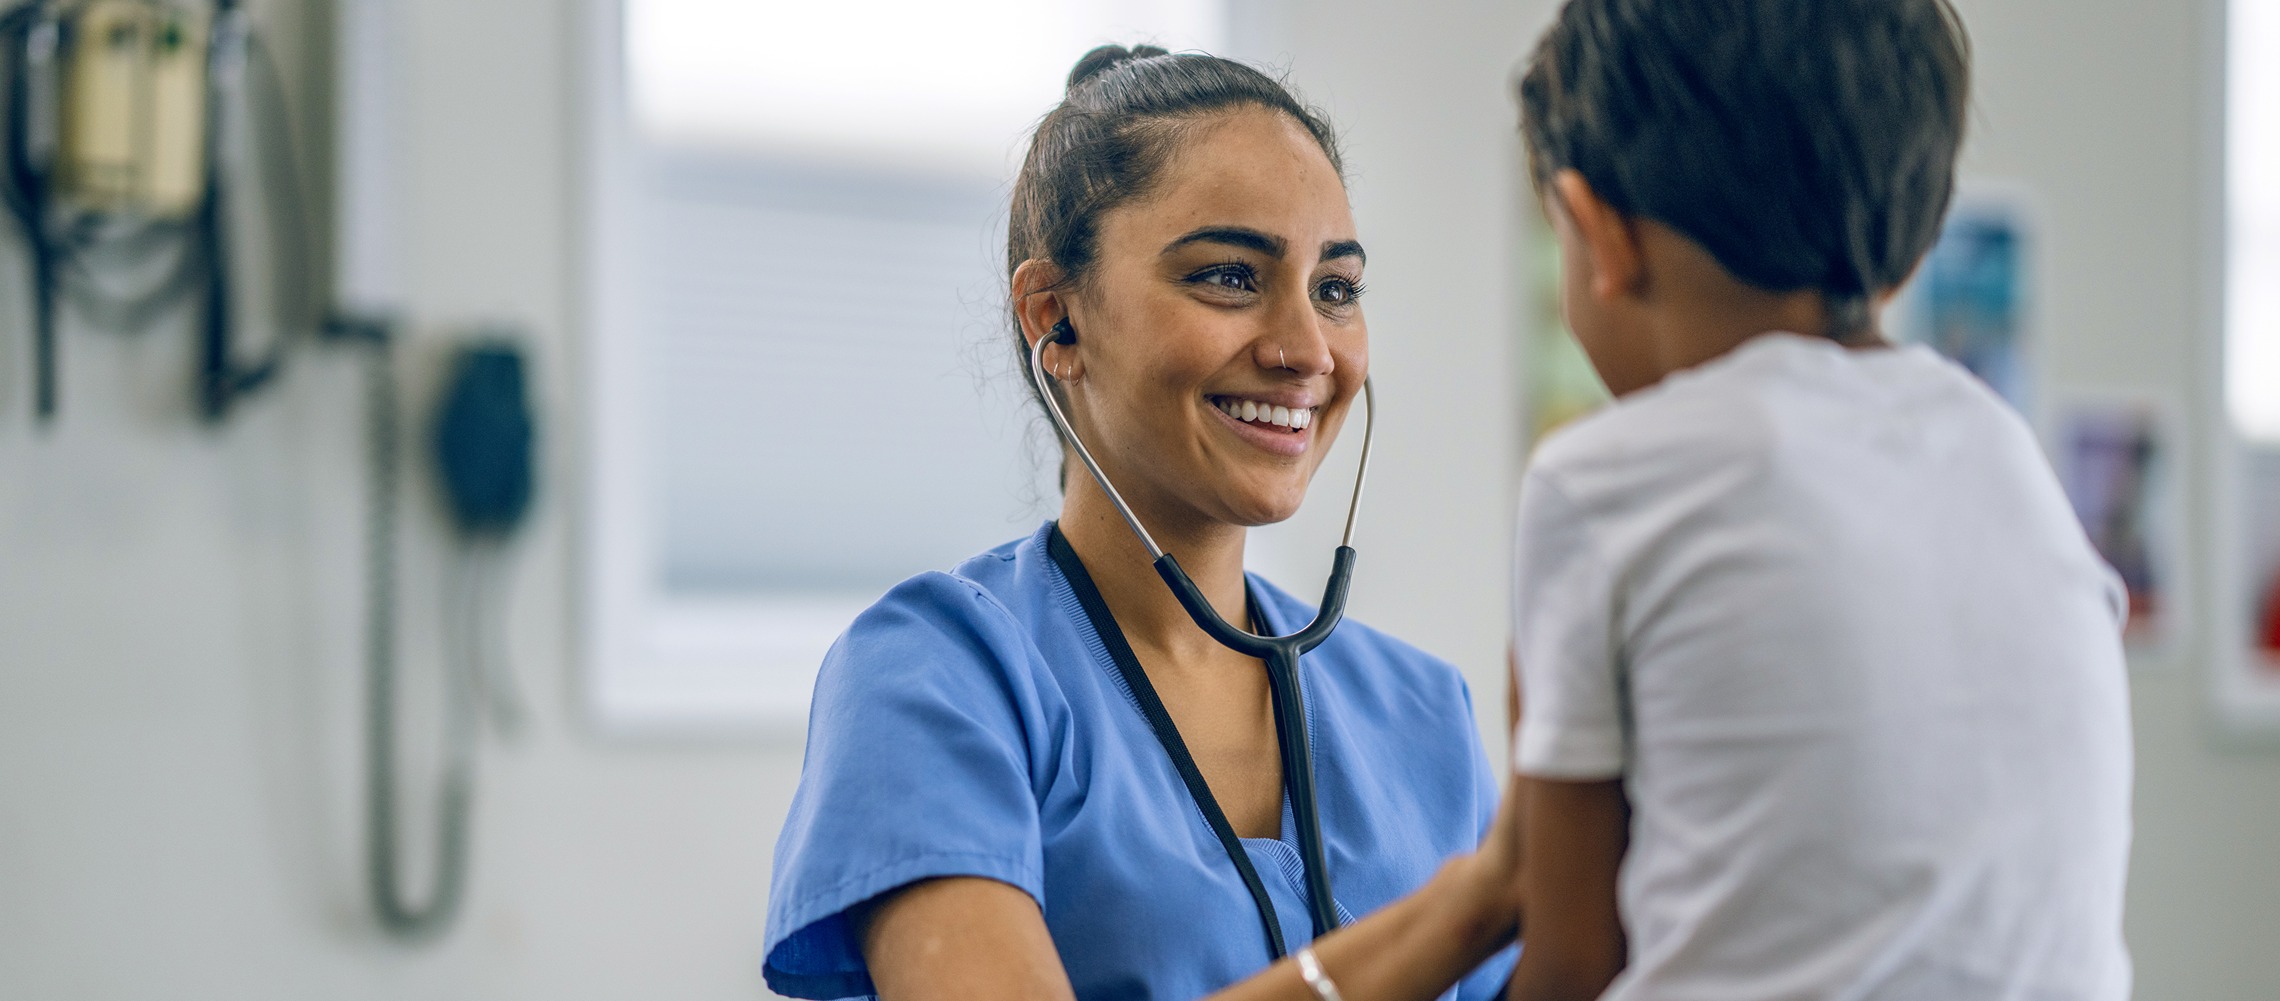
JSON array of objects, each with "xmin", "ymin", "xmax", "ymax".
[
  {"xmin": 1510, "ymin": 470, "xmax": 1627, "ymax": 780},
  {"xmin": 763, "ymin": 573, "xmax": 1050, "ymax": 1000}
]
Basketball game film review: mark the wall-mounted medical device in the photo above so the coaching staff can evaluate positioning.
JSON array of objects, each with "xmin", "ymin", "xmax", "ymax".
[
  {"xmin": 2, "ymin": 0, "xmax": 534, "ymax": 941},
  {"xmin": 56, "ymin": 0, "xmax": 209, "ymax": 216},
  {"xmin": 337, "ymin": 317, "xmax": 537, "ymax": 940},
  {"xmin": 1, "ymin": 0, "xmax": 290, "ymax": 421}
]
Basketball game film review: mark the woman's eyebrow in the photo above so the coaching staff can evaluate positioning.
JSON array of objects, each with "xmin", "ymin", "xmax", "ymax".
[
  {"xmin": 1160, "ymin": 228, "xmax": 1368, "ymax": 267},
  {"xmin": 1162, "ymin": 226, "xmax": 1287, "ymax": 258}
]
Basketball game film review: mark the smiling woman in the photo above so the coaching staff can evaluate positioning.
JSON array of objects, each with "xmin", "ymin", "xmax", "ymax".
[
  {"xmin": 762, "ymin": 44, "xmax": 1524, "ymax": 1001},
  {"xmin": 1013, "ymin": 106, "xmax": 1369, "ymax": 527}
]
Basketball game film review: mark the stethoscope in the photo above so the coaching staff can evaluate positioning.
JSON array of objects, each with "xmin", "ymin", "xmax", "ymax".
[{"xmin": 1028, "ymin": 318, "xmax": 1376, "ymax": 955}]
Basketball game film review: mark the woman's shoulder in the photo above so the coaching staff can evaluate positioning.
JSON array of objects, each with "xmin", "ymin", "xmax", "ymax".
[
  {"xmin": 851, "ymin": 525, "xmax": 1055, "ymax": 636},
  {"xmin": 819, "ymin": 530, "xmax": 1046, "ymax": 677}
]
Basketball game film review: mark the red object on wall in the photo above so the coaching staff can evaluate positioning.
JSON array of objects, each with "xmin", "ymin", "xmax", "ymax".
[{"xmin": 2262, "ymin": 571, "xmax": 2280, "ymax": 655}]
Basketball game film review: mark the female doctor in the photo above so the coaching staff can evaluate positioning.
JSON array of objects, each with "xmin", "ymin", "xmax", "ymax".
[{"xmin": 763, "ymin": 45, "xmax": 1524, "ymax": 1001}]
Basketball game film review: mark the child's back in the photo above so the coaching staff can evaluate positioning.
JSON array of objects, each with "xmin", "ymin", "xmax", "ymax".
[
  {"xmin": 1514, "ymin": 332, "xmax": 2131, "ymax": 1000},
  {"xmin": 1504, "ymin": 2, "xmax": 2133, "ymax": 998}
]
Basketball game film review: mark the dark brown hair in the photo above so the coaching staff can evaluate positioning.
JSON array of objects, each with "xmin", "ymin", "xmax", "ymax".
[
  {"xmin": 1007, "ymin": 44, "xmax": 1343, "ymax": 405},
  {"xmin": 1518, "ymin": 0, "xmax": 1971, "ymax": 336}
]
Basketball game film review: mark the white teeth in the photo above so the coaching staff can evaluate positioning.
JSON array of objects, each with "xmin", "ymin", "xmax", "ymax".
[{"xmin": 1217, "ymin": 396, "xmax": 1316, "ymax": 430}]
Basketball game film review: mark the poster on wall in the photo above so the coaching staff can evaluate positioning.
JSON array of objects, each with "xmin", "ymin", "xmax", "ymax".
[
  {"xmin": 2216, "ymin": 446, "xmax": 2280, "ymax": 734},
  {"xmin": 1892, "ymin": 185, "xmax": 2036, "ymax": 416},
  {"xmin": 2259, "ymin": 565, "xmax": 2280, "ymax": 674},
  {"xmin": 2052, "ymin": 396, "xmax": 2182, "ymax": 657}
]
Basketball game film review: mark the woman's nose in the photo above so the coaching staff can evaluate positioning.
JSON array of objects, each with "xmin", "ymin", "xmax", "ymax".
[{"xmin": 1256, "ymin": 299, "xmax": 1336, "ymax": 376}]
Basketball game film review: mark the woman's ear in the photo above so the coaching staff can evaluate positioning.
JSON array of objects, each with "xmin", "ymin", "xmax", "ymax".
[
  {"xmin": 1551, "ymin": 170, "xmax": 1646, "ymax": 304},
  {"xmin": 1013, "ymin": 259, "xmax": 1083, "ymax": 380}
]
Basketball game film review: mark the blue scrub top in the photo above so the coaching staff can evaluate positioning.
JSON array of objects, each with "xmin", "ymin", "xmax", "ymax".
[{"xmin": 764, "ymin": 523, "xmax": 1516, "ymax": 1000}]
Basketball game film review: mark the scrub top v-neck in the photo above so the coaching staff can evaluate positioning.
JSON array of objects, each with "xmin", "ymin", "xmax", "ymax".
[
  {"xmin": 1042, "ymin": 524, "xmax": 1340, "ymax": 958},
  {"xmin": 763, "ymin": 522, "xmax": 1516, "ymax": 1001}
]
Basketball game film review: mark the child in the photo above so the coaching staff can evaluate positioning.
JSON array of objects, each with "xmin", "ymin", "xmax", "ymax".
[{"xmin": 1504, "ymin": 2, "xmax": 2133, "ymax": 1000}]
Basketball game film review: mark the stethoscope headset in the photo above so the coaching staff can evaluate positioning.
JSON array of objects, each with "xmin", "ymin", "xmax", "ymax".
[{"xmin": 1028, "ymin": 316, "xmax": 1376, "ymax": 955}]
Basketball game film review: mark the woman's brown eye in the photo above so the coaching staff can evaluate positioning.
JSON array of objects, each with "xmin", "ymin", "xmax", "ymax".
[
  {"xmin": 1190, "ymin": 263, "xmax": 1259, "ymax": 293},
  {"xmin": 1318, "ymin": 278, "xmax": 1360, "ymax": 304}
]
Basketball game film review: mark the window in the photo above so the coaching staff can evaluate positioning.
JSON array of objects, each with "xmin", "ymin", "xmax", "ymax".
[
  {"xmin": 2221, "ymin": 0, "xmax": 2280, "ymax": 729},
  {"xmin": 583, "ymin": 0, "xmax": 1227, "ymax": 732},
  {"xmin": 2232, "ymin": 0, "xmax": 2280, "ymax": 440}
]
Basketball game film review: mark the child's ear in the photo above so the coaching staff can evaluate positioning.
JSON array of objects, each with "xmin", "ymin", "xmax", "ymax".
[{"xmin": 1552, "ymin": 170, "xmax": 1646, "ymax": 304}]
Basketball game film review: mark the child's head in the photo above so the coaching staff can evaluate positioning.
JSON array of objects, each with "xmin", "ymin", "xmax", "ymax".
[{"xmin": 1519, "ymin": 0, "xmax": 1971, "ymax": 394}]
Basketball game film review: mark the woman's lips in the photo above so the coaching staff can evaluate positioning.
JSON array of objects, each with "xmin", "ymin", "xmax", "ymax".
[{"xmin": 1207, "ymin": 395, "xmax": 1312, "ymax": 457}]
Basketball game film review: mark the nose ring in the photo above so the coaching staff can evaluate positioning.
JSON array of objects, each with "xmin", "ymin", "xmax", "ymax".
[{"xmin": 1278, "ymin": 346, "xmax": 1287, "ymax": 369}]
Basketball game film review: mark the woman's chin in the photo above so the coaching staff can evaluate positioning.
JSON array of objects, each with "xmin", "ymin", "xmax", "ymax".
[{"xmin": 1221, "ymin": 492, "xmax": 1309, "ymax": 528}]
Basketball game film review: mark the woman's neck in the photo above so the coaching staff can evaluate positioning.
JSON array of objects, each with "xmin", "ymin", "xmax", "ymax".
[{"xmin": 1057, "ymin": 471, "xmax": 1251, "ymax": 667}]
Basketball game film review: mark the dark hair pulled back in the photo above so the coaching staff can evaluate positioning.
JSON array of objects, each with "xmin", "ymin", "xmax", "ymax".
[
  {"xmin": 1008, "ymin": 44, "xmax": 1343, "ymax": 400},
  {"xmin": 1518, "ymin": 0, "xmax": 1971, "ymax": 337}
]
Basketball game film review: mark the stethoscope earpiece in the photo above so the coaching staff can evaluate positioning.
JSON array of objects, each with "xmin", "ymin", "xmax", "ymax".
[{"xmin": 1050, "ymin": 318, "xmax": 1077, "ymax": 345}]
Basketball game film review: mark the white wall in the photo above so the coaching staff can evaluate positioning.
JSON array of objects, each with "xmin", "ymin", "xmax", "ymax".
[
  {"xmin": 1, "ymin": 1, "xmax": 806, "ymax": 997},
  {"xmin": 0, "ymin": 0, "xmax": 2274, "ymax": 999}
]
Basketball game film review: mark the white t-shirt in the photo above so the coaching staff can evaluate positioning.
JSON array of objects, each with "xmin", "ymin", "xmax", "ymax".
[{"xmin": 1511, "ymin": 333, "xmax": 2133, "ymax": 1001}]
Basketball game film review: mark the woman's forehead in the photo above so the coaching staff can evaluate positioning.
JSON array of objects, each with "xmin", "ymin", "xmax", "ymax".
[{"xmin": 1106, "ymin": 108, "xmax": 1355, "ymax": 254}]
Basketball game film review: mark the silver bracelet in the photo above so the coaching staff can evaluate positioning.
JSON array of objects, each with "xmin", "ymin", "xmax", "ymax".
[{"xmin": 1294, "ymin": 945, "xmax": 1346, "ymax": 1001}]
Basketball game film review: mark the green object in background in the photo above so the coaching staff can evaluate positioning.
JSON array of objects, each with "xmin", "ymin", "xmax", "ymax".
[{"xmin": 1525, "ymin": 218, "xmax": 1609, "ymax": 447}]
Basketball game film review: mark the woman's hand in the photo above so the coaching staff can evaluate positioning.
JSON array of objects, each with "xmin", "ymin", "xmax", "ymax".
[
  {"xmin": 1467, "ymin": 773, "xmax": 1529, "ymax": 940},
  {"xmin": 1477, "ymin": 651, "xmax": 1529, "ymax": 937}
]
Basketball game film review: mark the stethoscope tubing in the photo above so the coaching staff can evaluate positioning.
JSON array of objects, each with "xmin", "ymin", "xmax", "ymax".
[{"xmin": 1027, "ymin": 329, "xmax": 1373, "ymax": 942}]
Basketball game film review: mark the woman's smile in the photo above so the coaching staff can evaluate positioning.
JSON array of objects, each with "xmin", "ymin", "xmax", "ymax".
[{"xmin": 1205, "ymin": 392, "xmax": 1320, "ymax": 458}]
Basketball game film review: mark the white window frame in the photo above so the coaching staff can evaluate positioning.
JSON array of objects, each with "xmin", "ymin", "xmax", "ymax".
[
  {"xmin": 578, "ymin": 0, "xmax": 860, "ymax": 736},
  {"xmin": 2228, "ymin": 0, "xmax": 2280, "ymax": 443},
  {"xmin": 2211, "ymin": 0, "xmax": 2280, "ymax": 734},
  {"xmin": 574, "ymin": 0, "xmax": 1243, "ymax": 737}
]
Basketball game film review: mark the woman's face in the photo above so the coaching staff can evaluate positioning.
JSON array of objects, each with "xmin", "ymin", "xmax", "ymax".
[{"xmin": 1054, "ymin": 106, "xmax": 1366, "ymax": 530}]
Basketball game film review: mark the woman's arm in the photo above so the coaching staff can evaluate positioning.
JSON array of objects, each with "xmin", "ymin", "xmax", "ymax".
[
  {"xmin": 862, "ymin": 777, "xmax": 1527, "ymax": 1001},
  {"xmin": 860, "ymin": 878, "xmax": 1077, "ymax": 1001},
  {"xmin": 1501, "ymin": 777, "xmax": 1627, "ymax": 1001}
]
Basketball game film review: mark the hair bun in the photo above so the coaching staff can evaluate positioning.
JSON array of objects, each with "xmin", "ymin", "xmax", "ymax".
[{"xmin": 1067, "ymin": 43, "xmax": 1171, "ymax": 92}]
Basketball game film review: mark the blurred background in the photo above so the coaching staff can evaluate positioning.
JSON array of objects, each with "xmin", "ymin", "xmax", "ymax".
[{"xmin": 0, "ymin": 0, "xmax": 2275, "ymax": 997}]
